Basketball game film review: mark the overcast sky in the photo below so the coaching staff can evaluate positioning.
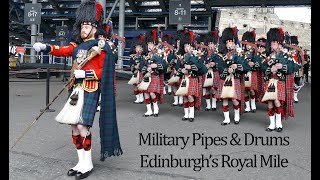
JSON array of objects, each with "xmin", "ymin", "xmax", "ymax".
[{"xmin": 274, "ymin": 7, "xmax": 311, "ymax": 23}]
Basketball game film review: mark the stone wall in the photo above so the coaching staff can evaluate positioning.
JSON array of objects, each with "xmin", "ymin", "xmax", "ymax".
[{"xmin": 215, "ymin": 7, "xmax": 311, "ymax": 55}]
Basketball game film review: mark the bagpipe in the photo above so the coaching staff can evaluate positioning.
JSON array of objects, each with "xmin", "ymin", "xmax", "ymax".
[
  {"xmin": 283, "ymin": 43, "xmax": 305, "ymax": 65},
  {"xmin": 137, "ymin": 53, "xmax": 159, "ymax": 91},
  {"xmin": 220, "ymin": 49, "xmax": 241, "ymax": 99},
  {"xmin": 167, "ymin": 53, "xmax": 185, "ymax": 83},
  {"xmin": 128, "ymin": 54, "xmax": 142, "ymax": 85},
  {"xmin": 240, "ymin": 40, "xmax": 258, "ymax": 56},
  {"xmin": 261, "ymin": 52, "xmax": 282, "ymax": 102}
]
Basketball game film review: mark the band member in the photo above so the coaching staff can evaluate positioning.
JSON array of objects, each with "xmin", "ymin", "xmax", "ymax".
[
  {"xmin": 255, "ymin": 37, "xmax": 267, "ymax": 102},
  {"xmin": 303, "ymin": 49, "xmax": 310, "ymax": 83},
  {"xmin": 203, "ymin": 30, "xmax": 220, "ymax": 111},
  {"xmin": 215, "ymin": 27, "xmax": 250, "ymax": 125},
  {"xmin": 241, "ymin": 31, "xmax": 262, "ymax": 113},
  {"xmin": 33, "ymin": 1, "xmax": 122, "ymax": 178},
  {"xmin": 179, "ymin": 31, "xmax": 207, "ymax": 122},
  {"xmin": 288, "ymin": 36, "xmax": 304, "ymax": 103},
  {"xmin": 161, "ymin": 34, "xmax": 174, "ymax": 95},
  {"xmin": 169, "ymin": 30, "xmax": 185, "ymax": 106},
  {"xmin": 140, "ymin": 30, "xmax": 167, "ymax": 117},
  {"xmin": 261, "ymin": 27, "xmax": 295, "ymax": 132},
  {"xmin": 128, "ymin": 34, "xmax": 145, "ymax": 104}
]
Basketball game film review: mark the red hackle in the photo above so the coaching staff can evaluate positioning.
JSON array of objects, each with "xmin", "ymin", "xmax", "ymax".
[{"xmin": 96, "ymin": 3, "xmax": 102, "ymax": 21}]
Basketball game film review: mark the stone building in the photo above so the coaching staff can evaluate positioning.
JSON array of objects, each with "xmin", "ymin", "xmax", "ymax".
[{"xmin": 215, "ymin": 7, "xmax": 311, "ymax": 52}]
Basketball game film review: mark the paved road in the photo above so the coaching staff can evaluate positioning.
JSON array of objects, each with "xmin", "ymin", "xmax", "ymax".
[{"xmin": 9, "ymin": 77, "xmax": 311, "ymax": 180}]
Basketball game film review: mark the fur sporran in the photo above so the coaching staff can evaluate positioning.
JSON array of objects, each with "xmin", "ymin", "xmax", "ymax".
[
  {"xmin": 244, "ymin": 71, "xmax": 252, "ymax": 88},
  {"xmin": 220, "ymin": 74, "xmax": 235, "ymax": 99},
  {"xmin": 261, "ymin": 78, "xmax": 278, "ymax": 102},
  {"xmin": 203, "ymin": 68, "xmax": 214, "ymax": 87},
  {"xmin": 55, "ymin": 85, "xmax": 84, "ymax": 125},
  {"xmin": 137, "ymin": 72, "xmax": 151, "ymax": 91},
  {"xmin": 128, "ymin": 71, "xmax": 140, "ymax": 85},
  {"xmin": 175, "ymin": 76, "xmax": 189, "ymax": 96}
]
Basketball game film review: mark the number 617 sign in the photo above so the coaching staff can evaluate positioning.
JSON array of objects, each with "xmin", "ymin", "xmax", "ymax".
[
  {"xmin": 169, "ymin": 0, "xmax": 191, "ymax": 25},
  {"xmin": 24, "ymin": 3, "xmax": 42, "ymax": 25}
]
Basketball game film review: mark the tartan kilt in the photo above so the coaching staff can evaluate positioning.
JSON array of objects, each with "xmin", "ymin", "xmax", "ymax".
[
  {"xmin": 216, "ymin": 78, "xmax": 242, "ymax": 100},
  {"xmin": 262, "ymin": 80, "xmax": 286, "ymax": 102},
  {"xmin": 248, "ymin": 71, "xmax": 258, "ymax": 91},
  {"xmin": 144, "ymin": 74, "xmax": 161, "ymax": 94},
  {"xmin": 202, "ymin": 74, "xmax": 207, "ymax": 87},
  {"xmin": 137, "ymin": 70, "xmax": 144, "ymax": 84},
  {"xmin": 187, "ymin": 76, "xmax": 200, "ymax": 97},
  {"xmin": 169, "ymin": 70, "xmax": 181, "ymax": 87},
  {"xmin": 212, "ymin": 70, "xmax": 220, "ymax": 88},
  {"xmin": 210, "ymin": 70, "xmax": 220, "ymax": 95},
  {"xmin": 80, "ymin": 90, "xmax": 100, "ymax": 126}
]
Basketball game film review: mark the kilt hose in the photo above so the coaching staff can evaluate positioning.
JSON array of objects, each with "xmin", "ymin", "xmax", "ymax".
[
  {"xmin": 186, "ymin": 76, "xmax": 202, "ymax": 110},
  {"xmin": 80, "ymin": 90, "xmax": 101, "ymax": 127}
]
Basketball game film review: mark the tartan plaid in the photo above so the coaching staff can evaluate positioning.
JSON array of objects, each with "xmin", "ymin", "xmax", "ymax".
[
  {"xmin": 81, "ymin": 90, "xmax": 100, "ymax": 126},
  {"xmin": 144, "ymin": 74, "xmax": 161, "ymax": 94},
  {"xmin": 212, "ymin": 70, "xmax": 220, "ymax": 88},
  {"xmin": 248, "ymin": 71, "xmax": 258, "ymax": 91},
  {"xmin": 284, "ymin": 74, "xmax": 295, "ymax": 120},
  {"xmin": 100, "ymin": 42, "xmax": 122, "ymax": 161},
  {"xmin": 263, "ymin": 80, "xmax": 286, "ymax": 101},
  {"xmin": 256, "ymin": 71, "xmax": 264, "ymax": 102},
  {"xmin": 137, "ymin": 70, "xmax": 144, "ymax": 84},
  {"xmin": 202, "ymin": 74, "xmax": 206, "ymax": 86},
  {"xmin": 202, "ymin": 70, "xmax": 219, "ymax": 88},
  {"xmin": 216, "ymin": 78, "xmax": 242, "ymax": 100},
  {"xmin": 187, "ymin": 76, "xmax": 199, "ymax": 96},
  {"xmin": 196, "ymin": 76, "xmax": 203, "ymax": 110},
  {"xmin": 158, "ymin": 73, "xmax": 165, "ymax": 104}
]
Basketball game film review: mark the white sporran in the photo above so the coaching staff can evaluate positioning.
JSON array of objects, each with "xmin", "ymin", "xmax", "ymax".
[
  {"xmin": 203, "ymin": 68, "xmax": 214, "ymax": 87},
  {"xmin": 220, "ymin": 74, "xmax": 235, "ymax": 99},
  {"xmin": 244, "ymin": 71, "xmax": 252, "ymax": 88},
  {"xmin": 175, "ymin": 76, "xmax": 189, "ymax": 96},
  {"xmin": 168, "ymin": 75, "xmax": 180, "ymax": 84},
  {"xmin": 128, "ymin": 71, "xmax": 140, "ymax": 85},
  {"xmin": 261, "ymin": 78, "xmax": 278, "ymax": 102},
  {"xmin": 137, "ymin": 72, "xmax": 151, "ymax": 91},
  {"xmin": 55, "ymin": 85, "xmax": 84, "ymax": 125}
]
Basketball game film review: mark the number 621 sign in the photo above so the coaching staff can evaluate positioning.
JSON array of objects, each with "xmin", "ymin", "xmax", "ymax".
[{"xmin": 169, "ymin": 0, "xmax": 191, "ymax": 25}]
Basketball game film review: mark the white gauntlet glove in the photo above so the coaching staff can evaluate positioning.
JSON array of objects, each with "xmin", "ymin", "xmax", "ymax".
[
  {"xmin": 74, "ymin": 70, "xmax": 86, "ymax": 79},
  {"xmin": 33, "ymin": 42, "xmax": 46, "ymax": 52}
]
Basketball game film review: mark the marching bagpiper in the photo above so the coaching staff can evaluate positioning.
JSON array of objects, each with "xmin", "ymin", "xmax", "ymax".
[
  {"xmin": 128, "ymin": 34, "xmax": 145, "ymax": 104},
  {"xmin": 287, "ymin": 35, "xmax": 304, "ymax": 103},
  {"xmin": 177, "ymin": 30, "xmax": 207, "ymax": 122},
  {"xmin": 168, "ymin": 30, "xmax": 185, "ymax": 106},
  {"xmin": 161, "ymin": 34, "xmax": 174, "ymax": 95},
  {"xmin": 215, "ymin": 27, "xmax": 250, "ymax": 125},
  {"xmin": 138, "ymin": 30, "xmax": 167, "ymax": 117},
  {"xmin": 261, "ymin": 28, "xmax": 295, "ymax": 132},
  {"xmin": 255, "ymin": 36, "xmax": 267, "ymax": 102},
  {"xmin": 33, "ymin": 0, "xmax": 122, "ymax": 178},
  {"xmin": 202, "ymin": 30, "xmax": 221, "ymax": 111},
  {"xmin": 241, "ymin": 31, "xmax": 263, "ymax": 113}
]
